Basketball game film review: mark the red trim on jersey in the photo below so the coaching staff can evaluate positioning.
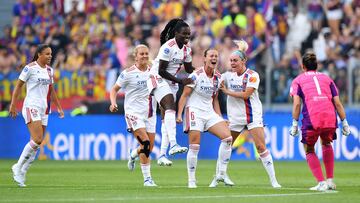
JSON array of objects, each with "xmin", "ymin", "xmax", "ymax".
[
  {"xmin": 168, "ymin": 39, "xmax": 176, "ymax": 47},
  {"xmin": 26, "ymin": 107, "xmax": 31, "ymax": 123},
  {"xmin": 148, "ymin": 95, "xmax": 153, "ymax": 118},
  {"xmin": 126, "ymin": 65, "xmax": 136, "ymax": 72},
  {"xmin": 45, "ymin": 68, "xmax": 53, "ymax": 114},
  {"xmin": 244, "ymin": 98, "xmax": 253, "ymax": 124},
  {"xmin": 45, "ymin": 84, "xmax": 52, "ymax": 114},
  {"xmin": 185, "ymin": 107, "xmax": 190, "ymax": 132}
]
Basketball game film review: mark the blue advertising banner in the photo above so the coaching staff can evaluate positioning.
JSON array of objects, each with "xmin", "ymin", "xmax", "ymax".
[{"xmin": 1, "ymin": 111, "xmax": 359, "ymax": 160}]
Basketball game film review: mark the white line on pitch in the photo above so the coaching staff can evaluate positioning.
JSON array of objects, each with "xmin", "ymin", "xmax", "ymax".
[{"xmin": 0, "ymin": 191, "xmax": 338, "ymax": 202}]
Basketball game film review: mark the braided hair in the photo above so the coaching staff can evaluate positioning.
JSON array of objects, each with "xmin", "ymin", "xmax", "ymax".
[{"xmin": 160, "ymin": 18, "xmax": 189, "ymax": 45}]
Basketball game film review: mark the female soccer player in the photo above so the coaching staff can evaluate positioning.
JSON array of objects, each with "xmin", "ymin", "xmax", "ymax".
[
  {"xmin": 177, "ymin": 48, "xmax": 234, "ymax": 188},
  {"xmin": 9, "ymin": 44, "xmax": 64, "ymax": 187},
  {"xmin": 289, "ymin": 52, "xmax": 350, "ymax": 191},
  {"xmin": 147, "ymin": 18, "xmax": 194, "ymax": 165},
  {"xmin": 109, "ymin": 44, "xmax": 157, "ymax": 187},
  {"xmin": 220, "ymin": 40, "xmax": 281, "ymax": 188}
]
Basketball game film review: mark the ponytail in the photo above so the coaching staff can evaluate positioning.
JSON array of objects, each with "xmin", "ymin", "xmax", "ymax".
[
  {"xmin": 160, "ymin": 18, "xmax": 189, "ymax": 45},
  {"xmin": 31, "ymin": 44, "xmax": 51, "ymax": 62}
]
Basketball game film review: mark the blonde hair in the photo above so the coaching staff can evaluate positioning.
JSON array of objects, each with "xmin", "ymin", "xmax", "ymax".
[
  {"xmin": 233, "ymin": 40, "xmax": 249, "ymax": 52},
  {"xmin": 231, "ymin": 40, "xmax": 248, "ymax": 60},
  {"xmin": 133, "ymin": 44, "xmax": 149, "ymax": 57}
]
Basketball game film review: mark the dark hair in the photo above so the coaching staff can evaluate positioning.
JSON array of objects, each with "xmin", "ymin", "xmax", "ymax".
[
  {"xmin": 160, "ymin": 18, "xmax": 189, "ymax": 45},
  {"xmin": 302, "ymin": 52, "xmax": 317, "ymax": 70},
  {"xmin": 31, "ymin": 44, "xmax": 51, "ymax": 62}
]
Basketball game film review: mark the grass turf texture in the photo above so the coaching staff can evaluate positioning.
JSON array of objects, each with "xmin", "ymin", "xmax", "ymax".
[{"xmin": 0, "ymin": 160, "xmax": 359, "ymax": 203}]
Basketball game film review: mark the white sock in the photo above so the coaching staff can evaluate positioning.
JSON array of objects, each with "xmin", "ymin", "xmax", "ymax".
[
  {"xmin": 187, "ymin": 144, "xmax": 200, "ymax": 182},
  {"xmin": 260, "ymin": 150, "xmax": 277, "ymax": 182},
  {"xmin": 130, "ymin": 148, "xmax": 138, "ymax": 159},
  {"xmin": 21, "ymin": 148, "xmax": 38, "ymax": 173},
  {"xmin": 160, "ymin": 120, "xmax": 169, "ymax": 156},
  {"xmin": 17, "ymin": 140, "xmax": 39, "ymax": 168},
  {"xmin": 164, "ymin": 110, "xmax": 177, "ymax": 147},
  {"xmin": 217, "ymin": 137, "xmax": 232, "ymax": 176},
  {"xmin": 141, "ymin": 163, "xmax": 151, "ymax": 180}
]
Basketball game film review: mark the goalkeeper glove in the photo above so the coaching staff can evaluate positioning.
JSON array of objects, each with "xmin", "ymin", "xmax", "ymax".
[
  {"xmin": 341, "ymin": 118, "xmax": 350, "ymax": 136},
  {"xmin": 289, "ymin": 119, "xmax": 299, "ymax": 137}
]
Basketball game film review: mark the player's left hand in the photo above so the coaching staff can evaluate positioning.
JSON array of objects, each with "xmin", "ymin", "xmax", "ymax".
[
  {"xmin": 176, "ymin": 115, "xmax": 182, "ymax": 123},
  {"xmin": 58, "ymin": 108, "xmax": 64, "ymax": 118},
  {"xmin": 289, "ymin": 119, "xmax": 299, "ymax": 137},
  {"xmin": 342, "ymin": 118, "xmax": 350, "ymax": 136}
]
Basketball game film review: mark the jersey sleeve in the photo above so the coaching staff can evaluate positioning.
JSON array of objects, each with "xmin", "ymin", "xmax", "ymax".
[
  {"xmin": 115, "ymin": 70, "xmax": 128, "ymax": 88},
  {"xmin": 19, "ymin": 66, "xmax": 31, "ymax": 82},
  {"xmin": 329, "ymin": 80, "xmax": 339, "ymax": 97},
  {"xmin": 157, "ymin": 43, "xmax": 171, "ymax": 62},
  {"xmin": 186, "ymin": 72, "xmax": 197, "ymax": 89},
  {"xmin": 184, "ymin": 46, "xmax": 192, "ymax": 63},
  {"xmin": 220, "ymin": 72, "xmax": 228, "ymax": 86},
  {"xmin": 247, "ymin": 72, "xmax": 260, "ymax": 89},
  {"xmin": 289, "ymin": 77, "xmax": 300, "ymax": 97}
]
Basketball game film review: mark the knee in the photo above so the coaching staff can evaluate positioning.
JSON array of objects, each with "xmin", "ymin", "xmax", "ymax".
[
  {"xmin": 32, "ymin": 138, "xmax": 42, "ymax": 146},
  {"xmin": 140, "ymin": 140, "xmax": 151, "ymax": 157},
  {"xmin": 222, "ymin": 136, "xmax": 233, "ymax": 146},
  {"xmin": 256, "ymin": 143, "xmax": 266, "ymax": 153},
  {"xmin": 305, "ymin": 145, "xmax": 315, "ymax": 154}
]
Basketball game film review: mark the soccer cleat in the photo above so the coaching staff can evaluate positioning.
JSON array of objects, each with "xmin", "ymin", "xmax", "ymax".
[
  {"xmin": 326, "ymin": 179, "xmax": 336, "ymax": 190},
  {"xmin": 168, "ymin": 144, "xmax": 188, "ymax": 156},
  {"xmin": 127, "ymin": 149, "xmax": 136, "ymax": 171},
  {"xmin": 224, "ymin": 174, "xmax": 235, "ymax": 186},
  {"xmin": 157, "ymin": 155, "xmax": 173, "ymax": 166},
  {"xmin": 12, "ymin": 164, "xmax": 26, "ymax": 187},
  {"xmin": 209, "ymin": 175, "xmax": 224, "ymax": 188},
  {"xmin": 271, "ymin": 181, "xmax": 282, "ymax": 188},
  {"xmin": 144, "ymin": 177, "xmax": 157, "ymax": 187},
  {"xmin": 309, "ymin": 181, "xmax": 328, "ymax": 191},
  {"xmin": 188, "ymin": 180, "xmax": 197, "ymax": 188}
]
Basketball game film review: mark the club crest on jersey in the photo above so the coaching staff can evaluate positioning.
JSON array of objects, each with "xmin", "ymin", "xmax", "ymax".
[
  {"xmin": 164, "ymin": 48, "xmax": 170, "ymax": 54},
  {"xmin": 249, "ymin": 76, "xmax": 257, "ymax": 83}
]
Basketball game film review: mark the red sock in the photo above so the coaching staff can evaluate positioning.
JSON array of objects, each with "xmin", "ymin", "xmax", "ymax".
[
  {"xmin": 322, "ymin": 145, "xmax": 334, "ymax": 179},
  {"xmin": 306, "ymin": 152, "xmax": 325, "ymax": 182}
]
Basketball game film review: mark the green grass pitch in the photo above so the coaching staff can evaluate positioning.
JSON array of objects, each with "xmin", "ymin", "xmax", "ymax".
[{"xmin": 0, "ymin": 160, "xmax": 359, "ymax": 203}]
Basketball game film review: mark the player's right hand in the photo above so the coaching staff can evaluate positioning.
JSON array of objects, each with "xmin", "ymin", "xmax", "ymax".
[
  {"xmin": 342, "ymin": 118, "xmax": 350, "ymax": 136},
  {"xmin": 181, "ymin": 78, "xmax": 193, "ymax": 85},
  {"xmin": 109, "ymin": 104, "xmax": 118, "ymax": 112},
  {"xmin": 289, "ymin": 119, "xmax": 299, "ymax": 137},
  {"xmin": 8, "ymin": 104, "xmax": 17, "ymax": 118}
]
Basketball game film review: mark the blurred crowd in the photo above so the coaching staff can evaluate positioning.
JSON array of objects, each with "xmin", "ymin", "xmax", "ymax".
[{"xmin": 0, "ymin": 0, "xmax": 360, "ymax": 110}]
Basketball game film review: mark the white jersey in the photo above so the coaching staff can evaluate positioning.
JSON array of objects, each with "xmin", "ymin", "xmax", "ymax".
[
  {"xmin": 116, "ymin": 65, "xmax": 154, "ymax": 116},
  {"xmin": 221, "ymin": 69, "xmax": 262, "ymax": 125},
  {"xmin": 186, "ymin": 67, "xmax": 221, "ymax": 111},
  {"xmin": 19, "ymin": 61, "xmax": 54, "ymax": 113},
  {"xmin": 150, "ymin": 38, "xmax": 192, "ymax": 90}
]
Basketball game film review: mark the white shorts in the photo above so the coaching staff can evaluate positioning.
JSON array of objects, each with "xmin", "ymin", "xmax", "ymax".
[
  {"xmin": 125, "ymin": 113, "xmax": 156, "ymax": 133},
  {"xmin": 183, "ymin": 107, "xmax": 224, "ymax": 133},
  {"xmin": 22, "ymin": 105, "xmax": 49, "ymax": 126},
  {"xmin": 326, "ymin": 9, "xmax": 343, "ymax": 20},
  {"xmin": 147, "ymin": 74, "xmax": 177, "ymax": 103},
  {"xmin": 229, "ymin": 119, "xmax": 264, "ymax": 133}
]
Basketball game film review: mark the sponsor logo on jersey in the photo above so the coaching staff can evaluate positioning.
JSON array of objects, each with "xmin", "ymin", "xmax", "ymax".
[{"xmin": 38, "ymin": 78, "xmax": 52, "ymax": 85}]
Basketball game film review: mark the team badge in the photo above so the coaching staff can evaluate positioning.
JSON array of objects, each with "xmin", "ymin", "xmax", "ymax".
[{"xmin": 164, "ymin": 48, "xmax": 170, "ymax": 54}]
